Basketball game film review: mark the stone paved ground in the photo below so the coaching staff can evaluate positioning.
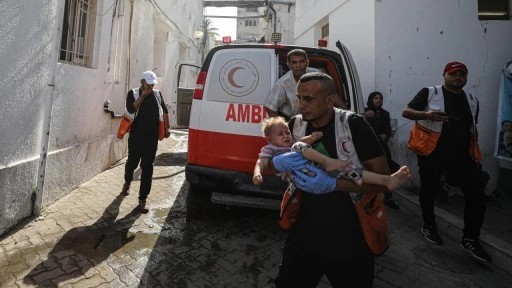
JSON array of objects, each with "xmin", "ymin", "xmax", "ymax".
[{"xmin": 1, "ymin": 130, "xmax": 511, "ymax": 288}]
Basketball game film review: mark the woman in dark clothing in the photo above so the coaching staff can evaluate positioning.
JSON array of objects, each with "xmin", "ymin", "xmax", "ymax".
[{"xmin": 364, "ymin": 91, "xmax": 401, "ymax": 209}]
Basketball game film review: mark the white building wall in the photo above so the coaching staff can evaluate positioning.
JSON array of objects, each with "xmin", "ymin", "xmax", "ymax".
[
  {"xmin": 273, "ymin": 1, "xmax": 296, "ymax": 45},
  {"xmin": 254, "ymin": 1, "xmax": 295, "ymax": 44},
  {"xmin": 0, "ymin": 0, "xmax": 203, "ymax": 235},
  {"xmin": 375, "ymin": 0, "xmax": 512, "ymax": 192},
  {"xmin": 237, "ymin": 8, "xmax": 260, "ymax": 42},
  {"xmin": 295, "ymin": 0, "xmax": 375, "ymax": 96},
  {"xmin": 295, "ymin": 0, "xmax": 512, "ymax": 193}
]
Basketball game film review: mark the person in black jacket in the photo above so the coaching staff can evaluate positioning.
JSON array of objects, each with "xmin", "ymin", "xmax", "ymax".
[
  {"xmin": 364, "ymin": 91, "xmax": 400, "ymax": 209},
  {"xmin": 120, "ymin": 71, "xmax": 171, "ymax": 213}
]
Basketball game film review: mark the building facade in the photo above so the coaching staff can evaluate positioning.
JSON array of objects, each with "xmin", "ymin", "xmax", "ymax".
[
  {"xmin": 0, "ymin": 0, "xmax": 203, "ymax": 235},
  {"xmin": 233, "ymin": 1, "xmax": 295, "ymax": 44},
  {"xmin": 294, "ymin": 0, "xmax": 512, "ymax": 192}
]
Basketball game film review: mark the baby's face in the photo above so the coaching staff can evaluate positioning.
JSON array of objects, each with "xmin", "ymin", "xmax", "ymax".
[{"xmin": 268, "ymin": 124, "xmax": 293, "ymax": 147}]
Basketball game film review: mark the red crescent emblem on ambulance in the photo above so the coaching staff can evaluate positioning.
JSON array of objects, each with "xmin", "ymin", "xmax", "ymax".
[
  {"xmin": 220, "ymin": 59, "xmax": 259, "ymax": 97},
  {"xmin": 228, "ymin": 67, "xmax": 244, "ymax": 88}
]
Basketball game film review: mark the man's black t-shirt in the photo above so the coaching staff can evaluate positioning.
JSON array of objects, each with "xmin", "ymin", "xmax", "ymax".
[
  {"xmin": 288, "ymin": 112, "xmax": 384, "ymax": 259},
  {"xmin": 407, "ymin": 87, "xmax": 472, "ymax": 160},
  {"xmin": 126, "ymin": 88, "xmax": 168, "ymax": 139}
]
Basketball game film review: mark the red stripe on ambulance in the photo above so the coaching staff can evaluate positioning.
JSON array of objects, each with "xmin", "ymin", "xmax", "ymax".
[{"xmin": 188, "ymin": 128, "xmax": 267, "ymax": 174}]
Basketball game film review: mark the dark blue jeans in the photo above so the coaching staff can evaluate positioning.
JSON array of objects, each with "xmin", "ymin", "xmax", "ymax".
[{"xmin": 124, "ymin": 134, "xmax": 158, "ymax": 201}]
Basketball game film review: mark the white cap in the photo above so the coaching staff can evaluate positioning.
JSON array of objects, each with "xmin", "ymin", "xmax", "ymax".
[{"xmin": 142, "ymin": 71, "xmax": 158, "ymax": 85}]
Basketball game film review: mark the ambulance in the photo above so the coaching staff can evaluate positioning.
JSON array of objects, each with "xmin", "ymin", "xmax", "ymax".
[{"xmin": 185, "ymin": 40, "xmax": 364, "ymax": 209}]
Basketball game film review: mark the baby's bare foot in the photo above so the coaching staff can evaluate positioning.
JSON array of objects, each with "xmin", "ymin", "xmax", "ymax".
[{"xmin": 386, "ymin": 166, "xmax": 410, "ymax": 191}]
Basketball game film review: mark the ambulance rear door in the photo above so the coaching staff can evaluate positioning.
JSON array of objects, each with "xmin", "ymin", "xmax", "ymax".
[
  {"xmin": 188, "ymin": 47, "xmax": 278, "ymax": 176},
  {"xmin": 335, "ymin": 40, "xmax": 365, "ymax": 114}
]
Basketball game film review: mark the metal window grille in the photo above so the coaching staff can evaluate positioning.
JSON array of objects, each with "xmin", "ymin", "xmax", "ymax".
[
  {"xmin": 321, "ymin": 23, "xmax": 329, "ymax": 39},
  {"xmin": 60, "ymin": 0, "xmax": 95, "ymax": 66}
]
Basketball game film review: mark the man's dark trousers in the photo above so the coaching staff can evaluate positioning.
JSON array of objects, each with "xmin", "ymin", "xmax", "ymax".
[
  {"xmin": 124, "ymin": 134, "xmax": 158, "ymax": 201},
  {"xmin": 418, "ymin": 152, "xmax": 488, "ymax": 239}
]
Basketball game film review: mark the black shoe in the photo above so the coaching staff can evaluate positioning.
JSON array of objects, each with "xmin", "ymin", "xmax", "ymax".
[
  {"xmin": 384, "ymin": 199, "xmax": 400, "ymax": 210},
  {"xmin": 460, "ymin": 238, "xmax": 492, "ymax": 262},
  {"xmin": 435, "ymin": 189, "xmax": 449, "ymax": 203},
  {"xmin": 121, "ymin": 183, "xmax": 130, "ymax": 196},
  {"xmin": 138, "ymin": 200, "xmax": 149, "ymax": 214},
  {"xmin": 421, "ymin": 225, "xmax": 444, "ymax": 245}
]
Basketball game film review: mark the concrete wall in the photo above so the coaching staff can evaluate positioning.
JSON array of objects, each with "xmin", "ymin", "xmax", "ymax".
[
  {"xmin": 295, "ymin": 0, "xmax": 375, "ymax": 96},
  {"xmin": 374, "ymin": 0, "xmax": 512, "ymax": 192},
  {"xmin": 294, "ymin": 0, "xmax": 512, "ymax": 193},
  {"xmin": 272, "ymin": 1, "xmax": 296, "ymax": 45},
  {"xmin": 0, "ymin": 0, "xmax": 203, "ymax": 236}
]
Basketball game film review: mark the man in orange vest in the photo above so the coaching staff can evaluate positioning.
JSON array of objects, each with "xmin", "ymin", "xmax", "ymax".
[
  {"xmin": 271, "ymin": 72, "xmax": 391, "ymax": 287},
  {"xmin": 121, "ymin": 71, "xmax": 171, "ymax": 213},
  {"xmin": 402, "ymin": 62, "xmax": 491, "ymax": 262}
]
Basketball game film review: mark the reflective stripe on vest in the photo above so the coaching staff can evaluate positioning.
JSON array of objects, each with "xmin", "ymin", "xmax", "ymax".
[
  {"xmin": 127, "ymin": 88, "xmax": 164, "ymax": 122},
  {"xmin": 292, "ymin": 108, "xmax": 364, "ymax": 199},
  {"xmin": 416, "ymin": 85, "xmax": 479, "ymax": 139}
]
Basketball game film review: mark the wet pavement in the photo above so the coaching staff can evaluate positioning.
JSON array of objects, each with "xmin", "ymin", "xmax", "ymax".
[{"xmin": 1, "ymin": 130, "xmax": 511, "ymax": 288}]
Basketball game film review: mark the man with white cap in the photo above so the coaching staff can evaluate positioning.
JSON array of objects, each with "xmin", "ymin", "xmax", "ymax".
[
  {"xmin": 402, "ymin": 62, "xmax": 491, "ymax": 262},
  {"xmin": 121, "ymin": 71, "xmax": 171, "ymax": 213}
]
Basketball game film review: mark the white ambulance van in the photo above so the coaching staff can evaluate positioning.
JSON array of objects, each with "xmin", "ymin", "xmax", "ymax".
[{"xmin": 185, "ymin": 40, "xmax": 364, "ymax": 209}]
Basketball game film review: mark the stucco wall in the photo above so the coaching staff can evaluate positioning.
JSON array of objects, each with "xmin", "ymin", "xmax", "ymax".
[
  {"xmin": 295, "ymin": 0, "xmax": 375, "ymax": 99},
  {"xmin": 374, "ymin": 0, "xmax": 512, "ymax": 192},
  {"xmin": 294, "ymin": 0, "xmax": 512, "ymax": 193},
  {"xmin": 0, "ymin": 0, "xmax": 57, "ymax": 235},
  {"xmin": 0, "ymin": 0, "xmax": 203, "ymax": 236}
]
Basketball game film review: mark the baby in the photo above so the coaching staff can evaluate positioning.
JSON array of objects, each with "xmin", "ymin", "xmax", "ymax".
[{"xmin": 253, "ymin": 117, "xmax": 410, "ymax": 191}]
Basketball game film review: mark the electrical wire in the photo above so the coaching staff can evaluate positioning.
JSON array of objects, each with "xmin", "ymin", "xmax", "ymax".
[
  {"xmin": 150, "ymin": 0, "xmax": 198, "ymax": 47},
  {"xmin": 92, "ymin": 0, "xmax": 117, "ymax": 16}
]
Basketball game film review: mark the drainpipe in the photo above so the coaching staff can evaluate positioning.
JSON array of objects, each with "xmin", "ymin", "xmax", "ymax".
[
  {"xmin": 126, "ymin": 0, "xmax": 135, "ymax": 93},
  {"xmin": 35, "ymin": 3, "xmax": 65, "ymax": 215},
  {"xmin": 115, "ymin": 0, "xmax": 125, "ymax": 84},
  {"xmin": 269, "ymin": 2, "xmax": 277, "ymax": 34}
]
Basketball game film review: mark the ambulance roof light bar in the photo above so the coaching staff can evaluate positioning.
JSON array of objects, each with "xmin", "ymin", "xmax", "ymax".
[
  {"xmin": 222, "ymin": 36, "xmax": 232, "ymax": 44},
  {"xmin": 318, "ymin": 39, "xmax": 328, "ymax": 48}
]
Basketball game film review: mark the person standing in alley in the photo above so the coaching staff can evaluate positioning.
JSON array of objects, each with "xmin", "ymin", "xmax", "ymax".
[
  {"xmin": 364, "ymin": 91, "xmax": 401, "ymax": 209},
  {"xmin": 121, "ymin": 71, "xmax": 171, "ymax": 213},
  {"xmin": 402, "ymin": 62, "xmax": 491, "ymax": 262}
]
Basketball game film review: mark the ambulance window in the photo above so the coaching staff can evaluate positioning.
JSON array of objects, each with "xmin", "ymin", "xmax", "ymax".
[
  {"xmin": 278, "ymin": 63, "xmax": 288, "ymax": 78},
  {"xmin": 310, "ymin": 57, "xmax": 349, "ymax": 110}
]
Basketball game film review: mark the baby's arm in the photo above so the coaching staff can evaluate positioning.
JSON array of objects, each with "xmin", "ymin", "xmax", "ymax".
[
  {"xmin": 291, "ymin": 141, "xmax": 352, "ymax": 172},
  {"xmin": 299, "ymin": 131, "xmax": 323, "ymax": 146},
  {"xmin": 253, "ymin": 157, "xmax": 271, "ymax": 185}
]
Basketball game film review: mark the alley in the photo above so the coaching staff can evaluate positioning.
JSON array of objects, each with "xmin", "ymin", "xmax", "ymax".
[{"xmin": 1, "ymin": 131, "xmax": 511, "ymax": 288}]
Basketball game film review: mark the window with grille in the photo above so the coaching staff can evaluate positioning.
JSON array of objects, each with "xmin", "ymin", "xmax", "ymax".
[
  {"xmin": 60, "ymin": 0, "xmax": 97, "ymax": 67},
  {"xmin": 478, "ymin": 0, "xmax": 510, "ymax": 20},
  {"xmin": 321, "ymin": 23, "xmax": 329, "ymax": 38},
  {"xmin": 244, "ymin": 19, "xmax": 257, "ymax": 26}
]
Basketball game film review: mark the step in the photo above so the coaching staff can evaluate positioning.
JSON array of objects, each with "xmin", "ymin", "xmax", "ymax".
[
  {"xmin": 393, "ymin": 189, "xmax": 512, "ymax": 276},
  {"xmin": 211, "ymin": 192, "xmax": 281, "ymax": 210}
]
